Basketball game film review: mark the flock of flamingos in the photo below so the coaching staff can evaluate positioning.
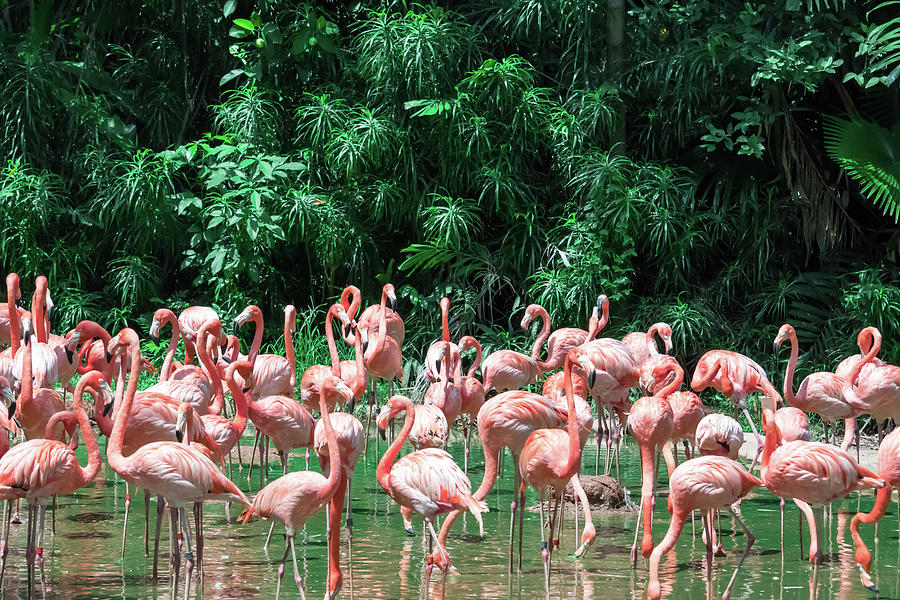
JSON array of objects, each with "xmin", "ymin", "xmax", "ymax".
[{"xmin": 0, "ymin": 272, "xmax": 898, "ymax": 599}]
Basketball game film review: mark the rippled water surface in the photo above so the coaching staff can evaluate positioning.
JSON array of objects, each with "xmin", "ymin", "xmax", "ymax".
[{"xmin": 1, "ymin": 429, "xmax": 897, "ymax": 599}]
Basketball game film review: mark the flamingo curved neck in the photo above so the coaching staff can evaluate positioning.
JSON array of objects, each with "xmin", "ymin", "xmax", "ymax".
[
  {"xmin": 783, "ymin": 330, "xmax": 798, "ymax": 405},
  {"xmin": 247, "ymin": 313, "xmax": 264, "ymax": 365},
  {"xmin": 851, "ymin": 483, "xmax": 893, "ymax": 572},
  {"xmin": 441, "ymin": 298, "xmax": 450, "ymax": 342},
  {"xmin": 18, "ymin": 334, "xmax": 33, "ymax": 419},
  {"xmin": 7, "ymin": 275, "xmax": 20, "ymax": 355},
  {"xmin": 108, "ymin": 337, "xmax": 143, "ymax": 470},
  {"xmin": 161, "ymin": 312, "xmax": 180, "ymax": 383},
  {"xmin": 74, "ymin": 376, "xmax": 102, "ymax": 484},
  {"xmin": 376, "ymin": 399, "xmax": 415, "ymax": 496},
  {"xmin": 658, "ymin": 365, "xmax": 683, "ymax": 398},
  {"xmin": 843, "ymin": 331, "xmax": 882, "ymax": 403},
  {"xmin": 224, "ymin": 371, "xmax": 250, "ymax": 431},
  {"xmin": 197, "ymin": 324, "xmax": 224, "ymax": 415},
  {"xmin": 529, "ymin": 306, "xmax": 552, "ymax": 367},
  {"xmin": 284, "ymin": 306, "xmax": 297, "ymax": 388},
  {"xmin": 561, "ymin": 356, "xmax": 582, "ymax": 479},
  {"xmin": 317, "ymin": 384, "xmax": 342, "ymax": 504},
  {"xmin": 325, "ymin": 308, "xmax": 341, "ymax": 377},
  {"xmin": 373, "ymin": 289, "xmax": 388, "ymax": 353},
  {"xmin": 339, "ymin": 285, "xmax": 361, "ymax": 345}
]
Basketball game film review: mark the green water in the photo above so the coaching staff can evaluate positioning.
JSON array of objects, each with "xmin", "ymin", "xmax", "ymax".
[{"xmin": 0, "ymin": 429, "xmax": 897, "ymax": 599}]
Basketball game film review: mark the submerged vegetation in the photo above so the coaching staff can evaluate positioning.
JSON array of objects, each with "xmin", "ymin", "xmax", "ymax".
[{"xmin": 0, "ymin": 0, "xmax": 898, "ymax": 385}]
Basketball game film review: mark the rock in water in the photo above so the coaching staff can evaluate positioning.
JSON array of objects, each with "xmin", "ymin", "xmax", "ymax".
[{"xmin": 563, "ymin": 475, "xmax": 626, "ymax": 508}]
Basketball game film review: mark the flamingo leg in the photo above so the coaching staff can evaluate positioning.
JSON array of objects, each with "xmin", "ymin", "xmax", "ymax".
[
  {"xmin": 630, "ymin": 492, "xmax": 643, "ymax": 568},
  {"xmin": 722, "ymin": 505, "xmax": 754, "ymax": 600},
  {"xmin": 275, "ymin": 536, "xmax": 290, "ymax": 600},
  {"xmin": 144, "ymin": 490, "xmax": 150, "ymax": 556},
  {"xmin": 51, "ymin": 494, "xmax": 56, "ymax": 534},
  {"xmin": 595, "ymin": 403, "xmax": 603, "ymax": 476},
  {"xmin": 742, "ymin": 406, "xmax": 763, "ymax": 472},
  {"xmin": 152, "ymin": 496, "xmax": 165, "ymax": 581},
  {"xmin": 289, "ymin": 535, "xmax": 307, "ymax": 600},
  {"xmin": 508, "ymin": 468, "xmax": 521, "ymax": 573},
  {"xmin": 702, "ymin": 510, "xmax": 713, "ymax": 575},
  {"xmin": 518, "ymin": 485, "xmax": 525, "ymax": 572},
  {"xmin": 169, "ymin": 507, "xmax": 181, "ymax": 592},
  {"xmin": 194, "ymin": 502, "xmax": 204, "ymax": 581},
  {"xmin": 539, "ymin": 497, "xmax": 550, "ymax": 596},
  {"xmin": 0, "ymin": 501, "xmax": 9, "ymax": 587},
  {"xmin": 25, "ymin": 504, "xmax": 34, "ymax": 597},
  {"xmin": 346, "ymin": 475, "xmax": 354, "ymax": 538},
  {"xmin": 463, "ymin": 425, "xmax": 469, "ymax": 474},
  {"xmin": 247, "ymin": 429, "xmax": 260, "ymax": 483},
  {"xmin": 265, "ymin": 521, "xmax": 277, "ymax": 550},
  {"xmin": 179, "ymin": 508, "xmax": 195, "ymax": 600},
  {"xmin": 121, "ymin": 481, "xmax": 131, "ymax": 558},
  {"xmin": 263, "ymin": 435, "xmax": 270, "ymax": 485},
  {"xmin": 36, "ymin": 504, "xmax": 47, "ymax": 596},
  {"xmin": 794, "ymin": 499, "xmax": 820, "ymax": 564}
]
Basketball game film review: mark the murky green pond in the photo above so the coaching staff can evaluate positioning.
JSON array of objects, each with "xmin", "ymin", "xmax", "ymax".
[{"xmin": 0, "ymin": 426, "xmax": 896, "ymax": 599}]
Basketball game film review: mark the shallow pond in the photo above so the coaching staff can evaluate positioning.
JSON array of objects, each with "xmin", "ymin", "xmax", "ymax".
[{"xmin": 0, "ymin": 426, "xmax": 896, "ymax": 599}]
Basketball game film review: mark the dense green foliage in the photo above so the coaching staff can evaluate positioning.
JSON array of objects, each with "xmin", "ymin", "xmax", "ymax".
[{"xmin": 1, "ymin": 0, "xmax": 898, "ymax": 387}]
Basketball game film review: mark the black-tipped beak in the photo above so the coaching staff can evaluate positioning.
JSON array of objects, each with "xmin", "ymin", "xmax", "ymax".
[
  {"xmin": 434, "ymin": 360, "xmax": 441, "ymax": 377},
  {"xmin": 103, "ymin": 402, "xmax": 114, "ymax": 417},
  {"xmin": 222, "ymin": 354, "xmax": 233, "ymax": 365},
  {"xmin": 596, "ymin": 296, "xmax": 604, "ymax": 311},
  {"xmin": 347, "ymin": 396, "xmax": 356, "ymax": 413},
  {"xmin": 242, "ymin": 384, "xmax": 251, "ymax": 394},
  {"xmin": 772, "ymin": 341, "xmax": 779, "ymax": 353},
  {"xmin": 232, "ymin": 322, "xmax": 239, "ymax": 335},
  {"xmin": 46, "ymin": 305, "xmax": 54, "ymax": 324},
  {"xmin": 588, "ymin": 368, "xmax": 597, "ymax": 390},
  {"xmin": 175, "ymin": 430, "xmax": 184, "ymax": 443},
  {"xmin": 8, "ymin": 401, "xmax": 15, "ymax": 417},
  {"xmin": 378, "ymin": 425, "xmax": 386, "ymax": 440},
  {"xmin": 24, "ymin": 329, "xmax": 31, "ymax": 345},
  {"xmin": 150, "ymin": 333, "xmax": 159, "ymax": 344},
  {"xmin": 406, "ymin": 527, "xmax": 415, "ymax": 536},
  {"xmin": 362, "ymin": 339, "xmax": 369, "ymax": 354},
  {"xmin": 66, "ymin": 347, "xmax": 74, "ymax": 363},
  {"xmin": 389, "ymin": 298, "xmax": 396, "ymax": 311}
]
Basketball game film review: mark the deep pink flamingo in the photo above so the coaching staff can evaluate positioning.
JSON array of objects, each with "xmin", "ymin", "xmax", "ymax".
[
  {"xmin": 14, "ymin": 288, "xmax": 58, "ymax": 389},
  {"xmin": 842, "ymin": 327, "xmax": 900, "ymax": 443},
  {"xmin": 518, "ymin": 348, "xmax": 590, "ymax": 592},
  {"xmin": 695, "ymin": 413, "xmax": 744, "ymax": 459},
  {"xmin": 775, "ymin": 323, "xmax": 851, "ymax": 445},
  {"xmin": 480, "ymin": 305, "xmax": 548, "ymax": 393},
  {"xmin": 850, "ymin": 425, "xmax": 900, "ymax": 591},
  {"xmin": 647, "ymin": 456, "xmax": 762, "ymax": 600},
  {"xmin": 239, "ymin": 376, "xmax": 352, "ymax": 600},
  {"xmin": 622, "ymin": 321, "xmax": 673, "ymax": 368},
  {"xmin": 150, "ymin": 308, "xmax": 212, "ymax": 398},
  {"xmin": 522, "ymin": 303, "xmax": 596, "ymax": 373},
  {"xmin": 835, "ymin": 326, "xmax": 885, "ymax": 452},
  {"xmin": 0, "ymin": 371, "xmax": 105, "ymax": 595},
  {"xmin": 423, "ymin": 343, "xmax": 462, "ymax": 425},
  {"xmin": 0, "ymin": 274, "xmax": 23, "ymax": 388},
  {"xmin": 458, "ymin": 335, "xmax": 485, "ymax": 471},
  {"xmin": 14, "ymin": 322, "xmax": 64, "ymax": 441},
  {"xmin": 761, "ymin": 407, "xmax": 883, "ymax": 565},
  {"xmin": 361, "ymin": 286, "xmax": 403, "ymax": 419},
  {"xmin": 107, "ymin": 328, "xmax": 249, "ymax": 593},
  {"xmin": 376, "ymin": 394, "xmax": 487, "ymax": 582},
  {"xmin": 33, "ymin": 276, "xmax": 75, "ymax": 392}
]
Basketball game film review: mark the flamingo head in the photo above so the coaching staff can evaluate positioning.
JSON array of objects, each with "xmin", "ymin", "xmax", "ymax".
[
  {"xmin": 175, "ymin": 404, "xmax": 193, "ymax": 443},
  {"xmin": 773, "ymin": 324, "xmax": 794, "ymax": 352},
  {"xmin": 359, "ymin": 328, "xmax": 370, "ymax": 355},
  {"xmin": 656, "ymin": 323, "xmax": 673, "ymax": 354},
  {"xmin": 233, "ymin": 305, "xmax": 261, "ymax": 332},
  {"xmin": 148, "ymin": 317, "xmax": 161, "ymax": 344},
  {"xmin": 520, "ymin": 304, "xmax": 539, "ymax": 329},
  {"xmin": 21, "ymin": 315, "xmax": 33, "ymax": 344},
  {"xmin": 0, "ymin": 376, "xmax": 13, "ymax": 408},
  {"xmin": 377, "ymin": 395, "xmax": 412, "ymax": 439},
  {"xmin": 384, "ymin": 284, "xmax": 397, "ymax": 311},
  {"xmin": 65, "ymin": 328, "xmax": 82, "ymax": 362},
  {"xmin": 574, "ymin": 351, "xmax": 597, "ymax": 389}
]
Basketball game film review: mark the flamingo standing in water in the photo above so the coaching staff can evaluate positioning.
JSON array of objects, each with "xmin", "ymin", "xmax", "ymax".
[
  {"xmin": 646, "ymin": 456, "xmax": 762, "ymax": 600},
  {"xmin": 107, "ymin": 328, "xmax": 249, "ymax": 596},
  {"xmin": 760, "ymin": 407, "xmax": 884, "ymax": 565},
  {"xmin": 234, "ymin": 304, "xmax": 297, "ymax": 400},
  {"xmin": 518, "ymin": 348, "xmax": 592, "ymax": 593},
  {"xmin": 149, "ymin": 308, "xmax": 212, "ymax": 401},
  {"xmin": 842, "ymin": 327, "xmax": 900, "ymax": 443},
  {"xmin": 691, "ymin": 349, "xmax": 782, "ymax": 468},
  {"xmin": 835, "ymin": 326, "xmax": 886, "ymax": 453},
  {"xmin": 376, "ymin": 394, "xmax": 487, "ymax": 582},
  {"xmin": 457, "ymin": 335, "xmax": 485, "ymax": 472},
  {"xmin": 314, "ymin": 410, "xmax": 364, "ymax": 599},
  {"xmin": 14, "ymin": 321, "xmax": 64, "ymax": 441},
  {"xmin": 361, "ymin": 286, "xmax": 402, "ymax": 444},
  {"xmin": 775, "ymin": 323, "xmax": 851, "ymax": 445},
  {"xmin": 240, "ymin": 376, "xmax": 352, "ymax": 600},
  {"xmin": 850, "ymin": 426, "xmax": 900, "ymax": 591},
  {"xmin": 423, "ymin": 297, "xmax": 460, "ymax": 382},
  {"xmin": 0, "ymin": 371, "xmax": 106, "ymax": 595},
  {"xmin": 299, "ymin": 304, "xmax": 352, "ymax": 412},
  {"xmin": 423, "ymin": 343, "xmax": 462, "ymax": 426},
  {"xmin": 641, "ymin": 356, "xmax": 704, "ymax": 460}
]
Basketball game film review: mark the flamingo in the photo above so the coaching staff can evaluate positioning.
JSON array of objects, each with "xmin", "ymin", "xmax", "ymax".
[
  {"xmin": 850, "ymin": 426, "xmax": 900, "ymax": 591},
  {"xmin": 33, "ymin": 276, "xmax": 75, "ymax": 392},
  {"xmin": 841, "ymin": 327, "xmax": 900, "ymax": 443},
  {"xmin": 150, "ymin": 308, "xmax": 212, "ymax": 396},
  {"xmin": 178, "ymin": 305, "xmax": 219, "ymax": 365},
  {"xmin": 457, "ymin": 335, "xmax": 485, "ymax": 472},
  {"xmin": 695, "ymin": 413, "xmax": 744, "ymax": 459},
  {"xmin": 64, "ymin": 320, "xmax": 157, "ymax": 393},
  {"xmin": 234, "ymin": 304, "xmax": 297, "ymax": 400},
  {"xmin": 14, "ymin": 321, "xmax": 64, "ymax": 441},
  {"xmin": 691, "ymin": 349, "xmax": 782, "ymax": 468},
  {"xmin": 621, "ymin": 321, "xmax": 673, "ymax": 368},
  {"xmin": 338, "ymin": 284, "xmax": 362, "ymax": 345},
  {"xmin": 760, "ymin": 407, "xmax": 884, "ymax": 565},
  {"xmin": 0, "ymin": 371, "xmax": 105, "ymax": 595},
  {"xmin": 646, "ymin": 456, "xmax": 762, "ymax": 600},
  {"xmin": 835, "ymin": 326, "xmax": 885, "ymax": 452},
  {"xmin": 375, "ymin": 394, "xmax": 487, "ymax": 582},
  {"xmin": 775, "ymin": 323, "xmax": 852, "ymax": 445},
  {"xmin": 314, "ymin": 410, "xmax": 364, "ymax": 599},
  {"xmin": 480, "ymin": 305, "xmax": 547, "ymax": 393},
  {"xmin": 522, "ymin": 303, "xmax": 595, "ymax": 373},
  {"xmin": 299, "ymin": 304, "xmax": 352, "ymax": 412},
  {"xmin": 246, "ymin": 385, "xmax": 316, "ymax": 484},
  {"xmin": 517, "ymin": 347, "xmax": 591, "ymax": 593},
  {"xmin": 239, "ymin": 376, "xmax": 353, "ymax": 600},
  {"xmin": 106, "ymin": 328, "xmax": 249, "ymax": 595},
  {"xmin": 13, "ymin": 289, "xmax": 58, "ymax": 389},
  {"xmin": 376, "ymin": 402, "xmax": 449, "ymax": 535},
  {"xmin": 423, "ymin": 297, "xmax": 460, "ymax": 382},
  {"xmin": 643, "ymin": 357, "xmax": 704, "ymax": 461},
  {"xmin": 0, "ymin": 273, "xmax": 23, "ymax": 388},
  {"xmin": 423, "ymin": 343, "xmax": 462, "ymax": 425},
  {"xmin": 361, "ymin": 286, "xmax": 402, "ymax": 425},
  {"xmin": 357, "ymin": 283, "xmax": 404, "ymax": 345}
]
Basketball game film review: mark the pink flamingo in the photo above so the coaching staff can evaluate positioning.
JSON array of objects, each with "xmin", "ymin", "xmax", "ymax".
[
  {"xmin": 775, "ymin": 323, "xmax": 851, "ymax": 445},
  {"xmin": 239, "ymin": 376, "xmax": 352, "ymax": 600},
  {"xmin": 424, "ymin": 297, "xmax": 460, "ymax": 382},
  {"xmin": 338, "ymin": 284, "xmax": 362, "ymax": 344},
  {"xmin": 0, "ymin": 371, "xmax": 105, "ymax": 595},
  {"xmin": 761, "ymin": 407, "xmax": 884, "ymax": 564},
  {"xmin": 0, "ymin": 274, "xmax": 23, "ymax": 388},
  {"xmin": 314, "ymin": 410, "xmax": 364, "ymax": 599},
  {"xmin": 357, "ymin": 283, "xmax": 404, "ymax": 345},
  {"xmin": 178, "ymin": 305, "xmax": 219, "ymax": 365},
  {"xmin": 647, "ymin": 456, "xmax": 762, "ymax": 600},
  {"xmin": 695, "ymin": 413, "xmax": 744, "ymax": 459},
  {"xmin": 643, "ymin": 357, "xmax": 704, "ymax": 461},
  {"xmin": 234, "ymin": 304, "xmax": 297, "ymax": 400},
  {"xmin": 458, "ymin": 335, "xmax": 485, "ymax": 472},
  {"xmin": 850, "ymin": 425, "xmax": 900, "ymax": 591},
  {"xmin": 691, "ymin": 349, "xmax": 782, "ymax": 468},
  {"xmin": 14, "ymin": 289, "xmax": 58, "ymax": 389},
  {"xmin": 33, "ymin": 276, "xmax": 75, "ymax": 392},
  {"xmin": 578, "ymin": 336, "xmax": 640, "ymax": 476},
  {"xmin": 299, "ymin": 304, "xmax": 352, "ymax": 412},
  {"xmin": 775, "ymin": 406, "xmax": 811, "ymax": 442},
  {"xmin": 150, "ymin": 308, "xmax": 212, "ymax": 395},
  {"xmin": 423, "ymin": 343, "xmax": 462, "ymax": 425},
  {"xmin": 107, "ymin": 328, "xmax": 249, "ymax": 594},
  {"xmin": 522, "ymin": 303, "xmax": 595, "ymax": 373},
  {"xmin": 480, "ymin": 305, "xmax": 550, "ymax": 393},
  {"xmin": 842, "ymin": 327, "xmax": 900, "ymax": 443},
  {"xmin": 65, "ymin": 320, "xmax": 156, "ymax": 390},
  {"xmin": 246, "ymin": 384, "xmax": 316, "ymax": 485},
  {"xmin": 361, "ymin": 286, "xmax": 402, "ymax": 422},
  {"xmin": 376, "ymin": 394, "xmax": 487, "ymax": 582},
  {"xmin": 14, "ymin": 322, "xmax": 64, "ymax": 441},
  {"xmin": 621, "ymin": 321, "xmax": 673, "ymax": 367},
  {"xmin": 518, "ymin": 348, "xmax": 592, "ymax": 592},
  {"xmin": 835, "ymin": 326, "xmax": 885, "ymax": 452}
]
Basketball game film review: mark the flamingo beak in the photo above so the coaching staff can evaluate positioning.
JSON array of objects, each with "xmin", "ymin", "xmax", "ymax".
[
  {"xmin": 588, "ymin": 368, "xmax": 597, "ymax": 390},
  {"xmin": 149, "ymin": 319, "xmax": 160, "ymax": 344},
  {"xmin": 175, "ymin": 430, "xmax": 184, "ymax": 443},
  {"xmin": 377, "ymin": 422, "xmax": 387, "ymax": 440},
  {"xmin": 360, "ymin": 329, "xmax": 369, "ymax": 354},
  {"xmin": 1, "ymin": 387, "xmax": 13, "ymax": 407},
  {"xmin": 221, "ymin": 354, "xmax": 233, "ymax": 365},
  {"xmin": 347, "ymin": 395, "xmax": 356, "ymax": 413},
  {"xmin": 7, "ymin": 401, "xmax": 15, "ymax": 418},
  {"xmin": 103, "ymin": 402, "xmax": 114, "ymax": 417},
  {"xmin": 388, "ymin": 291, "xmax": 397, "ymax": 312},
  {"xmin": 858, "ymin": 563, "xmax": 878, "ymax": 592}
]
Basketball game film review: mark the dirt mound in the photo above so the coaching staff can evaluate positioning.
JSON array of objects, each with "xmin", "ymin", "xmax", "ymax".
[{"xmin": 563, "ymin": 475, "xmax": 627, "ymax": 509}]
